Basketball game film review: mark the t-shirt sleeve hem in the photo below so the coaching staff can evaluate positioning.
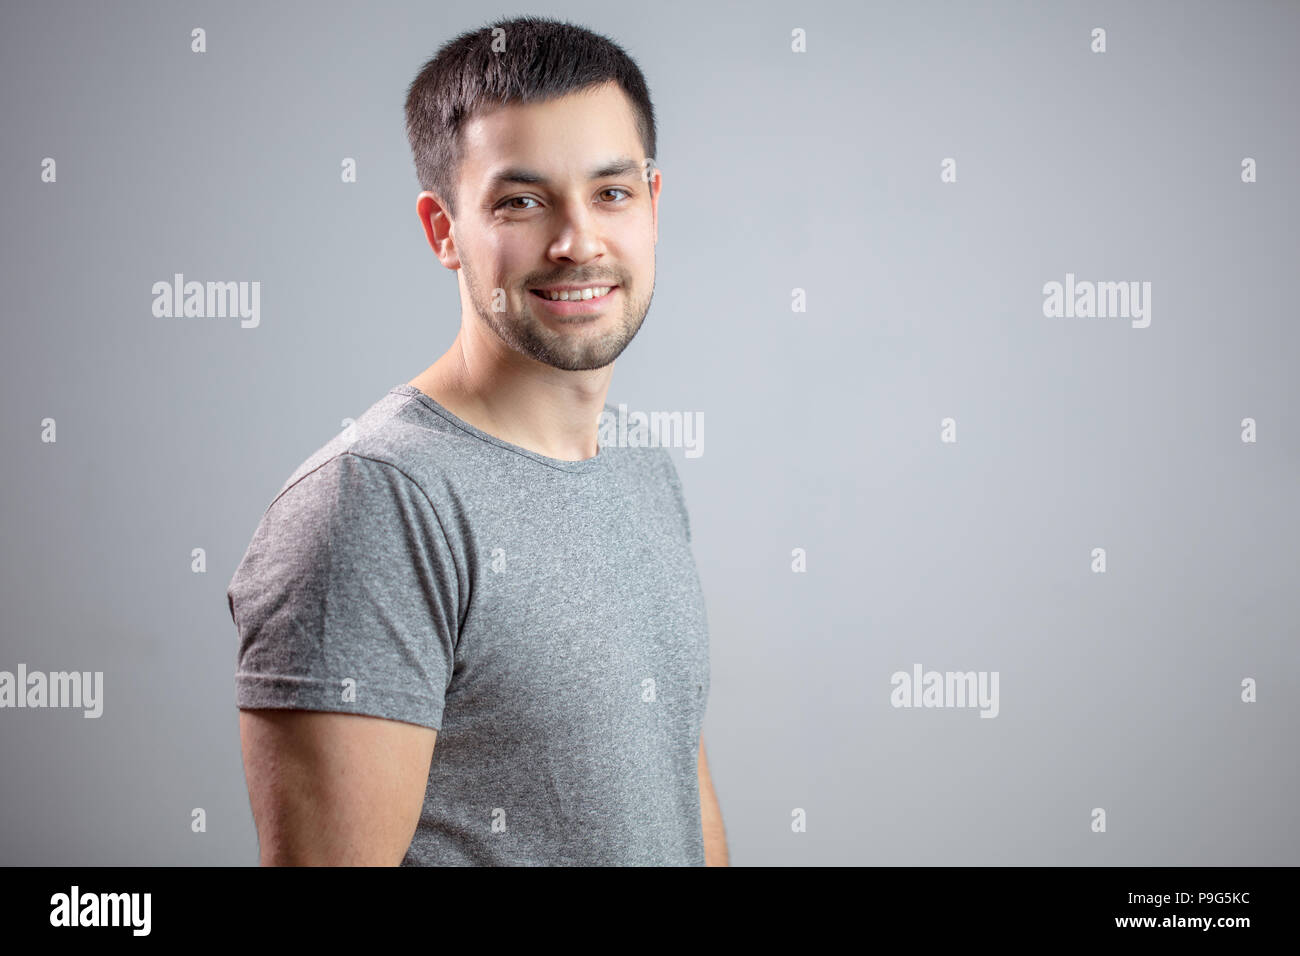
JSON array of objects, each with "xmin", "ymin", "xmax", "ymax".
[{"xmin": 235, "ymin": 673, "xmax": 444, "ymax": 731}]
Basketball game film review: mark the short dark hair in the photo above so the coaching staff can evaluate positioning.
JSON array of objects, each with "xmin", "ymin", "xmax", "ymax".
[{"xmin": 404, "ymin": 16, "xmax": 657, "ymax": 219}]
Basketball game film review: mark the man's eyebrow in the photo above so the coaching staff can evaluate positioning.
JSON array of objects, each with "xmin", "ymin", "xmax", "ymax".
[{"xmin": 485, "ymin": 157, "xmax": 644, "ymax": 190}]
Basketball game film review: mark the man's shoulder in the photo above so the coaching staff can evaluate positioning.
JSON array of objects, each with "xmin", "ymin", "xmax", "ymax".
[{"xmin": 267, "ymin": 386, "xmax": 469, "ymax": 514}]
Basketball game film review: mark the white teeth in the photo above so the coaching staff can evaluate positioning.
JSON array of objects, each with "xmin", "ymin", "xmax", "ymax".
[{"xmin": 540, "ymin": 286, "xmax": 612, "ymax": 301}]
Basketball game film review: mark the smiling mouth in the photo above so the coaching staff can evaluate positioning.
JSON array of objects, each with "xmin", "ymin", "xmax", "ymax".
[{"xmin": 529, "ymin": 285, "xmax": 618, "ymax": 302}]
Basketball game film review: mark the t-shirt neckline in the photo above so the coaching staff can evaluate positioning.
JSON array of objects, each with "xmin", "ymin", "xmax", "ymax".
[{"xmin": 391, "ymin": 383, "xmax": 608, "ymax": 475}]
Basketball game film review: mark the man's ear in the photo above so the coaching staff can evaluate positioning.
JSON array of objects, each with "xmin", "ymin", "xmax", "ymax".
[
  {"xmin": 649, "ymin": 167, "xmax": 662, "ymax": 246},
  {"xmin": 417, "ymin": 191, "xmax": 460, "ymax": 269}
]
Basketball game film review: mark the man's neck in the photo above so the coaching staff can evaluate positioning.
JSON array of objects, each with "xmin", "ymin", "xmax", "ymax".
[{"xmin": 407, "ymin": 331, "xmax": 612, "ymax": 463}]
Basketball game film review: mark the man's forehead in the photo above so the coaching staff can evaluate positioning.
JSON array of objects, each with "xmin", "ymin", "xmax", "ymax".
[
  {"xmin": 459, "ymin": 85, "xmax": 643, "ymax": 183},
  {"xmin": 479, "ymin": 157, "xmax": 644, "ymax": 193},
  {"xmin": 468, "ymin": 80, "xmax": 631, "ymax": 129}
]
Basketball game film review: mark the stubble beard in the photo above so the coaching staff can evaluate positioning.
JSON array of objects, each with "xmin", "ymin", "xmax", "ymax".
[{"xmin": 462, "ymin": 255, "xmax": 653, "ymax": 372}]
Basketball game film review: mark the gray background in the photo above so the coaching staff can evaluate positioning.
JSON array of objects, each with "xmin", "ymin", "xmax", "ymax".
[{"xmin": 2, "ymin": 0, "xmax": 1296, "ymax": 865}]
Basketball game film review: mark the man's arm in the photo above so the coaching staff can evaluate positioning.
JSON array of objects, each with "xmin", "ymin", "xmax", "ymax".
[
  {"xmin": 699, "ymin": 735, "xmax": 728, "ymax": 866},
  {"xmin": 239, "ymin": 709, "xmax": 437, "ymax": 865}
]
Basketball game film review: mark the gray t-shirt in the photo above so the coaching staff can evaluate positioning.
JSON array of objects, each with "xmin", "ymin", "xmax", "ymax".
[{"xmin": 226, "ymin": 384, "xmax": 710, "ymax": 866}]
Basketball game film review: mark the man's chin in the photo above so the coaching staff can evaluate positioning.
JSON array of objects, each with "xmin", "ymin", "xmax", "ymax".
[{"xmin": 479, "ymin": 300, "xmax": 640, "ymax": 370}]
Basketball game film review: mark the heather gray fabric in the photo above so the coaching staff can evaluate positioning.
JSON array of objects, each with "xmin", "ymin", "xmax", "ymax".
[{"xmin": 226, "ymin": 384, "xmax": 710, "ymax": 866}]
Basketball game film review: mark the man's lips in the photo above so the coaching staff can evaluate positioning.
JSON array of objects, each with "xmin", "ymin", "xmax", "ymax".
[
  {"xmin": 527, "ymin": 285, "xmax": 619, "ymax": 315},
  {"xmin": 529, "ymin": 284, "xmax": 619, "ymax": 296}
]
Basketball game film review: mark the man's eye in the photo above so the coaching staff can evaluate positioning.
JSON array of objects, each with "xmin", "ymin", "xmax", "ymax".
[
  {"xmin": 500, "ymin": 196, "xmax": 539, "ymax": 211},
  {"xmin": 498, "ymin": 189, "xmax": 628, "ymax": 211}
]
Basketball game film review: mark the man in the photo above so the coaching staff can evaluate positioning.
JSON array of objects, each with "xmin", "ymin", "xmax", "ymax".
[{"xmin": 225, "ymin": 15, "xmax": 726, "ymax": 866}]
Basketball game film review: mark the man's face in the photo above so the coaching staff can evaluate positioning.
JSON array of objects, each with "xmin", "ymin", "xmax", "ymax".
[{"xmin": 445, "ymin": 81, "xmax": 659, "ymax": 371}]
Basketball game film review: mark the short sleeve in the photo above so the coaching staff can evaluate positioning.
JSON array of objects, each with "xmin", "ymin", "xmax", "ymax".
[{"xmin": 226, "ymin": 452, "xmax": 460, "ymax": 731}]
